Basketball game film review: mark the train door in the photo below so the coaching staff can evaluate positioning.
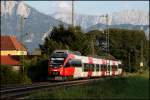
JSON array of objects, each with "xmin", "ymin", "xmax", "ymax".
[
  {"xmin": 112, "ymin": 65, "xmax": 117, "ymax": 76},
  {"xmin": 116, "ymin": 65, "xmax": 119, "ymax": 75},
  {"xmin": 72, "ymin": 59, "xmax": 82, "ymax": 78},
  {"xmin": 106, "ymin": 60, "xmax": 111, "ymax": 76},
  {"xmin": 101, "ymin": 64, "xmax": 106, "ymax": 76},
  {"xmin": 95, "ymin": 64, "xmax": 100, "ymax": 77},
  {"xmin": 109, "ymin": 65, "xmax": 112, "ymax": 76},
  {"xmin": 88, "ymin": 64, "xmax": 94, "ymax": 77},
  {"xmin": 83, "ymin": 63, "xmax": 89, "ymax": 78},
  {"xmin": 106, "ymin": 65, "xmax": 110, "ymax": 76},
  {"xmin": 99, "ymin": 64, "xmax": 101, "ymax": 76},
  {"xmin": 118, "ymin": 64, "xmax": 123, "ymax": 75}
]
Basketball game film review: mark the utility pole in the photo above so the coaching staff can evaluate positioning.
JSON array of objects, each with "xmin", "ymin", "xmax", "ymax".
[
  {"xmin": 91, "ymin": 37, "xmax": 95, "ymax": 57},
  {"xmin": 106, "ymin": 14, "xmax": 109, "ymax": 54},
  {"xmin": 105, "ymin": 14, "xmax": 110, "ymax": 74},
  {"xmin": 140, "ymin": 40, "xmax": 144, "ymax": 69},
  {"xmin": 72, "ymin": 0, "xmax": 74, "ymax": 27},
  {"xmin": 104, "ymin": 14, "xmax": 109, "ymax": 55},
  {"xmin": 20, "ymin": 16, "xmax": 25, "ymax": 83},
  {"xmin": 128, "ymin": 52, "xmax": 131, "ymax": 72}
]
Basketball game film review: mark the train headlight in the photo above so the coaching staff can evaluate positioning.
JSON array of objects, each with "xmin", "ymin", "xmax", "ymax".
[{"xmin": 52, "ymin": 71, "xmax": 59, "ymax": 76}]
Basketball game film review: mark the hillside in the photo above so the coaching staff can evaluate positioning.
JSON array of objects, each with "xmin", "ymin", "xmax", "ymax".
[
  {"xmin": 1, "ymin": 1, "xmax": 67, "ymax": 52},
  {"xmin": 1, "ymin": 1, "xmax": 149, "ymax": 52},
  {"xmin": 86, "ymin": 24, "xmax": 149, "ymax": 38}
]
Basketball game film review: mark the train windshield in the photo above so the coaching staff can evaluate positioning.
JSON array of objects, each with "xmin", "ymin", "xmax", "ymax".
[{"xmin": 50, "ymin": 52, "xmax": 68, "ymax": 68}]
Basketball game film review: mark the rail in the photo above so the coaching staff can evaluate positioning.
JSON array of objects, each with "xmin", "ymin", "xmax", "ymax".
[{"xmin": 0, "ymin": 78, "xmax": 101, "ymax": 99}]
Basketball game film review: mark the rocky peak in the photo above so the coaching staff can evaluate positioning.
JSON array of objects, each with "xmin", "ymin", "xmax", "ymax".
[{"xmin": 1, "ymin": 1, "xmax": 30, "ymax": 17}]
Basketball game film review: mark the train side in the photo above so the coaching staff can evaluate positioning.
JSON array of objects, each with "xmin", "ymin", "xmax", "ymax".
[{"xmin": 48, "ymin": 50, "xmax": 123, "ymax": 80}]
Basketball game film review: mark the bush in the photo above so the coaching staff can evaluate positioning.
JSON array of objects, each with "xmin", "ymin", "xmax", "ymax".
[
  {"xmin": 0, "ymin": 65, "xmax": 21, "ymax": 85},
  {"xmin": 27, "ymin": 57, "xmax": 48, "ymax": 82},
  {"xmin": 0, "ymin": 64, "xmax": 31, "ymax": 85}
]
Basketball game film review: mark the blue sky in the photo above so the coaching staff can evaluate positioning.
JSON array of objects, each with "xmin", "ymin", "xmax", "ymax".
[{"xmin": 25, "ymin": 1, "xmax": 149, "ymax": 15}]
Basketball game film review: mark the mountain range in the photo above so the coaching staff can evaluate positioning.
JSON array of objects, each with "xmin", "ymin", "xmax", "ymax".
[
  {"xmin": 1, "ymin": 1, "xmax": 67, "ymax": 52},
  {"xmin": 52, "ymin": 10, "xmax": 149, "ymax": 38},
  {"xmin": 86, "ymin": 23, "xmax": 149, "ymax": 38},
  {"xmin": 1, "ymin": 1, "xmax": 149, "ymax": 53},
  {"xmin": 52, "ymin": 9, "xmax": 149, "ymax": 29}
]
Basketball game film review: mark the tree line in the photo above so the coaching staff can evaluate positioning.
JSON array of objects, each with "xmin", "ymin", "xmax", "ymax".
[
  {"xmin": 40, "ymin": 25, "xmax": 149, "ymax": 72},
  {"xmin": 1, "ymin": 25, "xmax": 149, "ymax": 84}
]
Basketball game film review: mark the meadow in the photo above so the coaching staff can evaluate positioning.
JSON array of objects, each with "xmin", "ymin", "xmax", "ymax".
[{"xmin": 29, "ymin": 71, "xmax": 149, "ymax": 99}]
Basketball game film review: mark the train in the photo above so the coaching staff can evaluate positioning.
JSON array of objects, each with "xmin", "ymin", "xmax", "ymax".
[{"xmin": 48, "ymin": 50, "xmax": 123, "ymax": 80}]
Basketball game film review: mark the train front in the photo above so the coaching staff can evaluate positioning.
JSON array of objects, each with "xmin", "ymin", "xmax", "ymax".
[{"xmin": 48, "ymin": 50, "xmax": 68, "ymax": 80}]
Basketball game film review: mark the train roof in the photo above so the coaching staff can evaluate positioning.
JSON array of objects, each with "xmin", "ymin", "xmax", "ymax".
[
  {"xmin": 53, "ymin": 50, "xmax": 121, "ymax": 64},
  {"xmin": 73, "ymin": 54, "xmax": 121, "ymax": 65},
  {"xmin": 53, "ymin": 50, "xmax": 81, "ymax": 55}
]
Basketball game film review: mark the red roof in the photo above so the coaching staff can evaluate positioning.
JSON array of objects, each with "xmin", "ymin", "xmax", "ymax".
[
  {"xmin": 0, "ymin": 35, "xmax": 26, "ymax": 51},
  {"xmin": 1, "ymin": 56, "xmax": 20, "ymax": 65}
]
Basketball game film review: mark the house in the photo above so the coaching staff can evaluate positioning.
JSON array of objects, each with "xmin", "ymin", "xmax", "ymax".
[
  {"xmin": 1, "ymin": 56, "xmax": 21, "ymax": 71},
  {"xmin": 0, "ymin": 35, "xmax": 27, "ymax": 72},
  {"xmin": 0, "ymin": 35, "xmax": 27, "ymax": 55}
]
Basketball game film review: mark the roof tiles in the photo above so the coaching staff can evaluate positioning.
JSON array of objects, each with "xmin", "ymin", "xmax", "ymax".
[
  {"xmin": 0, "ymin": 35, "xmax": 26, "ymax": 51},
  {"xmin": 1, "ymin": 56, "xmax": 20, "ymax": 65}
]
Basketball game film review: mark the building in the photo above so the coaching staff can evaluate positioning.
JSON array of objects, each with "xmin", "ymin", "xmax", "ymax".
[
  {"xmin": 1, "ymin": 56, "xmax": 20, "ymax": 71},
  {"xmin": 1, "ymin": 35, "xmax": 27, "ymax": 55},
  {"xmin": 0, "ymin": 35, "xmax": 27, "ymax": 71}
]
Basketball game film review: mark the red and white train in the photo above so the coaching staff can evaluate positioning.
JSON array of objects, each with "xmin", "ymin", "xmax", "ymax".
[{"xmin": 48, "ymin": 50, "xmax": 123, "ymax": 80}]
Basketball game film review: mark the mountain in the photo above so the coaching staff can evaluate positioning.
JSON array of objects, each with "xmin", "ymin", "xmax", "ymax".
[
  {"xmin": 52, "ymin": 9, "xmax": 149, "ymax": 29},
  {"xmin": 1, "ymin": 1, "xmax": 67, "ymax": 53},
  {"xmin": 52, "ymin": 9, "xmax": 149, "ymax": 37},
  {"xmin": 1, "ymin": 1, "xmax": 149, "ymax": 53},
  {"xmin": 52, "ymin": 12, "xmax": 104, "ymax": 29},
  {"xmin": 86, "ymin": 24, "xmax": 149, "ymax": 38}
]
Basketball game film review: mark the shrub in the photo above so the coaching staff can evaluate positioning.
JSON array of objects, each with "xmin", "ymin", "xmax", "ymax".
[
  {"xmin": 0, "ymin": 65, "xmax": 21, "ymax": 85},
  {"xmin": 27, "ymin": 57, "xmax": 48, "ymax": 82},
  {"xmin": 0, "ymin": 64, "xmax": 31, "ymax": 85}
]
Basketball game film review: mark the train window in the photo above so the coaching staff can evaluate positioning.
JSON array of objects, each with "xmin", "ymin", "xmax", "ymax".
[
  {"xmin": 90, "ymin": 64, "xmax": 94, "ymax": 71},
  {"xmin": 84, "ymin": 64, "xmax": 95, "ymax": 71},
  {"xmin": 99, "ymin": 65, "xmax": 101, "ymax": 71},
  {"xmin": 112, "ymin": 65, "xmax": 118, "ymax": 71},
  {"xmin": 65, "ymin": 59, "xmax": 82, "ymax": 67},
  {"xmin": 65, "ymin": 61, "xmax": 71, "ymax": 67},
  {"xmin": 101, "ymin": 64, "xmax": 107, "ymax": 71},
  {"xmin": 101, "ymin": 65, "xmax": 104, "ymax": 71},
  {"xmin": 96, "ymin": 64, "xmax": 99, "ymax": 71},
  {"xmin": 84, "ymin": 63, "xmax": 89, "ymax": 72},
  {"xmin": 109, "ymin": 65, "xmax": 112, "ymax": 71},
  {"xmin": 70, "ymin": 60, "xmax": 82, "ymax": 67},
  {"xmin": 116, "ymin": 65, "xmax": 118, "ymax": 71},
  {"xmin": 118, "ymin": 64, "xmax": 122, "ymax": 68},
  {"xmin": 104, "ymin": 65, "xmax": 107, "ymax": 71},
  {"xmin": 107, "ymin": 65, "xmax": 111, "ymax": 71}
]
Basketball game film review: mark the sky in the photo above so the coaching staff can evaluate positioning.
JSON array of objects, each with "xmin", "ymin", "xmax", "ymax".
[{"xmin": 25, "ymin": 1, "xmax": 149, "ymax": 16}]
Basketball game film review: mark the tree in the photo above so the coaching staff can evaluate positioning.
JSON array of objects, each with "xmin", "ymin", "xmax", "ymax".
[
  {"xmin": 40, "ymin": 25, "xmax": 149, "ymax": 72},
  {"xmin": 39, "ymin": 25, "xmax": 91, "ymax": 56}
]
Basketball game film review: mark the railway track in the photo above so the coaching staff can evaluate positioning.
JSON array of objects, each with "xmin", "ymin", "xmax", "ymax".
[{"xmin": 0, "ymin": 78, "xmax": 101, "ymax": 99}]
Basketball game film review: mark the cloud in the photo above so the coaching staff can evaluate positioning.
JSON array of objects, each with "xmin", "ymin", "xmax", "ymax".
[
  {"xmin": 50, "ymin": 1, "xmax": 72, "ymax": 13},
  {"xmin": 58, "ymin": 1, "xmax": 72, "ymax": 13}
]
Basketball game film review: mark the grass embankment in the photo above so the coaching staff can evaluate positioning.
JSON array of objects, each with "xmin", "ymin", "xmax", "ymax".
[{"xmin": 29, "ymin": 71, "xmax": 149, "ymax": 99}]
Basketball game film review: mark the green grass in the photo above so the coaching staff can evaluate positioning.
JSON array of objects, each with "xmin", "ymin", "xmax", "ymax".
[{"xmin": 29, "ymin": 71, "xmax": 149, "ymax": 99}]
